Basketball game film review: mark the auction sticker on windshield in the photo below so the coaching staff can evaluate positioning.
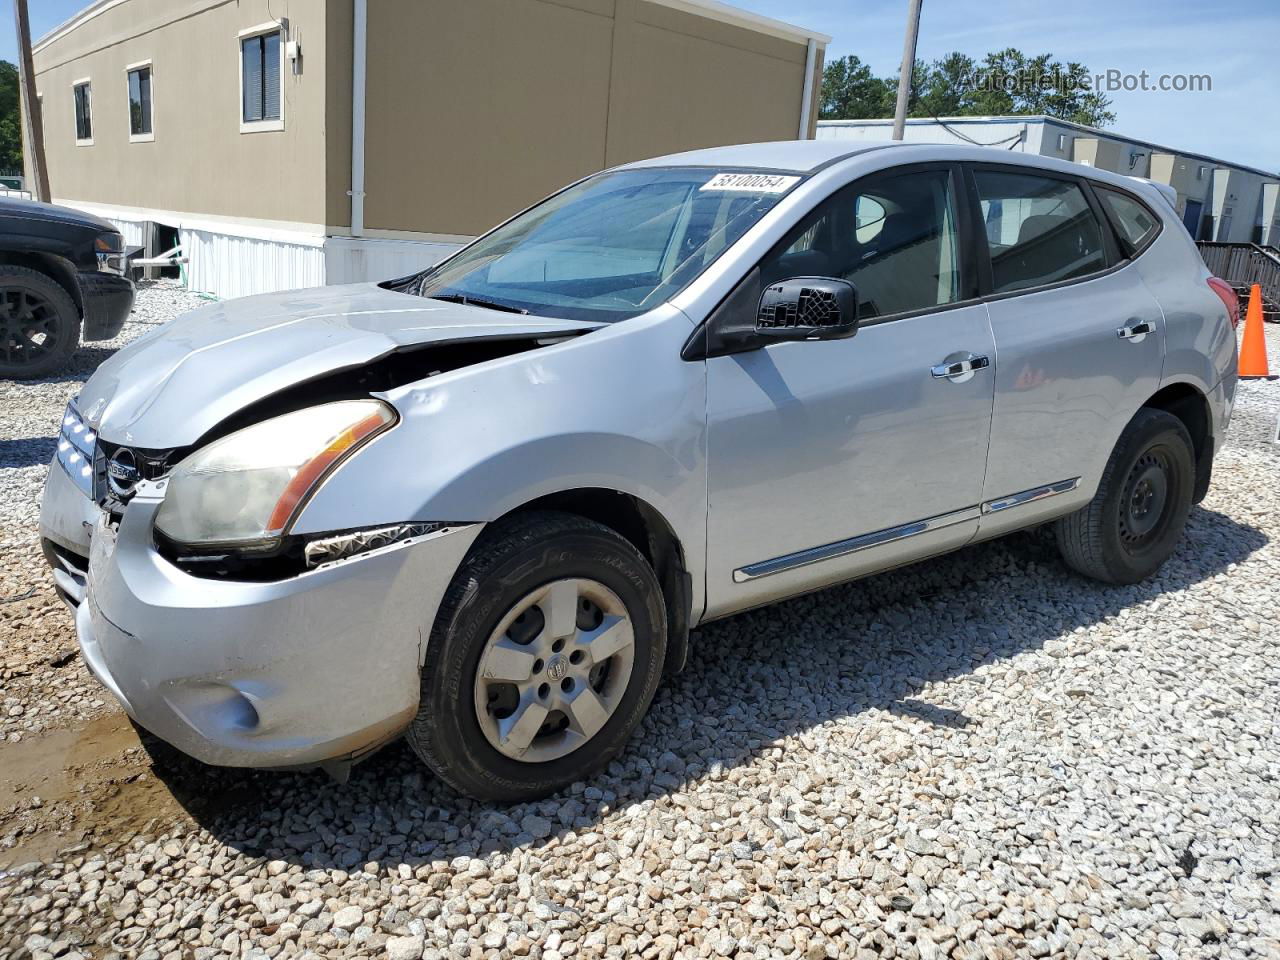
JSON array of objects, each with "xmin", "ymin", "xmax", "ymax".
[{"xmin": 700, "ymin": 173, "xmax": 801, "ymax": 193}]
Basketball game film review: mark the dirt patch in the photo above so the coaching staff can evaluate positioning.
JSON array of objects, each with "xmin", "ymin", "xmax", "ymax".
[{"xmin": 0, "ymin": 711, "xmax": 196, "ymax": 867}]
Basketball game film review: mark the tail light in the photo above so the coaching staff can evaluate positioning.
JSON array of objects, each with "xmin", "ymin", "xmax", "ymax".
[{"xmin": 1206, "ymin": 277, "xmax": 1240, "ymax": 329}]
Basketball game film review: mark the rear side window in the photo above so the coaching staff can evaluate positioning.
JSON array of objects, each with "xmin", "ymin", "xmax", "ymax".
[
  {"xmin": 974, "ymin": 170, "xmax": 1106, "ymax": 293},
  {"xmin": 1096, "ymin": 187, "xmax": 1160, "ymax": 256}
]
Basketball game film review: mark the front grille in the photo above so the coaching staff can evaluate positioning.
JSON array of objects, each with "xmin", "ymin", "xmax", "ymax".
[
  {"xmin": 56, "ymin": 402, "xmax": 179, "ymax": 509},
  {"xmin": 94, "ymin": 438, "xmax": 178, "ymax": 510}
]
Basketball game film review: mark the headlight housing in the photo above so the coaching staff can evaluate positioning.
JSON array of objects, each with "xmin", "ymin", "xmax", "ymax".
[
  {"xmin": 56, "ymin": 401, "xmax": 97, "ymax": 497},
  {"xmin": 154, "ymin": 400, "xmax": 396, "ymax": 549},
  {"xmin": 94, "ymin": 231, "xmax": 126, "ymax": 275}
]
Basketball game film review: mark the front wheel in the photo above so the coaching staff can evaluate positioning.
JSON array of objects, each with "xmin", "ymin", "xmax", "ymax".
[
  {"xmin": 0, "ymin": 266, "xmax": 81, "ymax": 379},
  {"xmin": 1055, "ymin": 408, "xmax": 1195, "ymax": 584},
  {"xmin": 407, "ymin": 511, "xmax": 667, "ymax": 802}
]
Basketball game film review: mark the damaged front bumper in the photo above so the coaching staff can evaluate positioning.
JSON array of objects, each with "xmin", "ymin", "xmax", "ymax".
[{"xmin": 51, "ymin": 478, "xmax": 482, "ymax": 771}]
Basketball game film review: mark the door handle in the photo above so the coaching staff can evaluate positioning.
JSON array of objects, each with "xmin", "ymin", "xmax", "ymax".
[
  {"xmin": 1116, "ymin": 320, "xmax": 1154, "ymax": 340},
  {"xmin": 931, "ymin": 354, "xmax": 990, "ymax": 380}
]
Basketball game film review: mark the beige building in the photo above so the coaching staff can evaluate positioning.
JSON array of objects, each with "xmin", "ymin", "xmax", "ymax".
[
  {"xmin": 818, "ymin": 116, "xmax": 1280, "ymax": 247},
  {"xmin": 27, "ymin": 0, "xmax": 828, "ymax": 297}
]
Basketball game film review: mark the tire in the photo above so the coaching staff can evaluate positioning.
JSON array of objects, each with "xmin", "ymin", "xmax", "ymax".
[
  {"xmin": 407, "ymin": 510, "xmax": 667, "ymax": 802},
  {"xmin": 1055, "ymin": 408, "xmax": 1195, "ymax": 584},
  {"xmin": 0, "ymin": 265, "xmax": 81, "ymax": 380}
]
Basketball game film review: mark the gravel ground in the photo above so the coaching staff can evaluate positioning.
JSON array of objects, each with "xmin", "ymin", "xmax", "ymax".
[{"xmin": 1, "ymin": 288, "xmax": 1278, "ymax": 960}]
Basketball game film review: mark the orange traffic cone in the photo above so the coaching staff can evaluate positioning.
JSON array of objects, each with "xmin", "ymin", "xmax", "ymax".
[{"xmin": 1239, "ymin": 284, "xmax": 1275, "ymax": 380}]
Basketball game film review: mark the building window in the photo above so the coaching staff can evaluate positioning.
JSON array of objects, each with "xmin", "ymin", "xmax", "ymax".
[
  {"xmin": 127, "ymin": 63, "xmax": 153, "ymax": 141},
  {"xmin": 1197, "ymin": 166, "xmax": 1207, "ymax": 180},
  {"xmin": 240, "ymin": 26, "xmax": 282, "ymax": 131},
  {"xmin": 73, "ymin": 80, "xmax": 92, "ymax": 144},
  {"xmin": 1056, "ymin": 133, "xmax": 1067, "ymax": 151}
]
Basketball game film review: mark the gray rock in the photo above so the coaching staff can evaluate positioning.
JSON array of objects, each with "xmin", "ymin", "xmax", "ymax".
[{"xmin": 332, "ymin": 906, "xmax": 363, "ymax": 931}]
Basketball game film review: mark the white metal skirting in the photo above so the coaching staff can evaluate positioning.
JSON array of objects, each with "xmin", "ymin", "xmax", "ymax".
[
  {"xmin": 182, "ymin": 229, "xmax": 327, "ymax": 300},
  {"xmin": 76, "ymin": 207, "xmax": 468, "ymax": 300},
  {"xmin": 324, "ymin": 236, "xmax": 464, "ymax": 286},
  {"xmin": 103, "ymin": 216, "xmax": 147, "ymax": 250}
]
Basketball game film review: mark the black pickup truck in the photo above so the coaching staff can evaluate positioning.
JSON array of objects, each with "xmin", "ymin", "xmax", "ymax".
[{"xmin": 0, "ymin": 196, "xmax": 135, "ymax": 379}]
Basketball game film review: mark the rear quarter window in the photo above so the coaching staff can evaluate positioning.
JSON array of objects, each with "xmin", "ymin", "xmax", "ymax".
[{"xmin": 1096, "ymin": 187, "xmax": 1161, "ymax": 257}]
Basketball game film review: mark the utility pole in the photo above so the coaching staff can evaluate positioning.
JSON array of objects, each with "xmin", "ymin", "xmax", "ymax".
[
  {"xmin": 13, "ymin": 0, "xmax": 51, "ymax": 201},
  {"xmin": 891, "ymin": 0, "xmax": 923, "ymax": 141}
]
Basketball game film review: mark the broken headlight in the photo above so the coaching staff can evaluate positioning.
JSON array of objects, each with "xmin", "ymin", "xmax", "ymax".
[{"xmin": 155, "ymin": 400, "xmax": 396, "ymax": 549}]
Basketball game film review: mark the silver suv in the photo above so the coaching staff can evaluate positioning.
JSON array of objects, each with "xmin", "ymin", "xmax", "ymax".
[{"xmin": 40, "ymin": 141, "xmax": 1238, "ymax": 800}]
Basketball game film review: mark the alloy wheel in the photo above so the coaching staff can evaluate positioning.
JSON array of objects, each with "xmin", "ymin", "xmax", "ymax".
[
  {"xmin": 0, "ymin": 286, "xmax": 60, "ymax": 369},
  {"xmin": 473, "ymin": 577, "xmax": 635, "ymax": 763}
]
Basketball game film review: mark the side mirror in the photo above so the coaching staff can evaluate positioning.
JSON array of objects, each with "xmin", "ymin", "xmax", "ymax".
[{"xmin": 754, "ymin": 278, "xmax": 858, "ymax": 341}]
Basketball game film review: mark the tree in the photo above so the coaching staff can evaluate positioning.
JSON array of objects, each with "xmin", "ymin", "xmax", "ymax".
[
  {"xmin": 822, "ymin": 47, "xmax": 1116, "ymax": 129},
  {"xmin": 820, "ymin": 55, "xmax": 895, "ymax": 120},
  {"xmin": 967, "ymin": 48, "xmax": 1116, "ymax": 127},
  {"xmin": 0, "ymin": 61, "xmax": 21, "ymax": 172},
  {"xmin": 912, "ymin": 52, "xmax": 978, "ymax": 118},
  {"xmin": 1041, "ymin": 60, "xmax": 1115, "ymax": 128}
]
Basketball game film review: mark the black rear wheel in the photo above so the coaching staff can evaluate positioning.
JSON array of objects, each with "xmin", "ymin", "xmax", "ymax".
[
  {"xmin": 1056, "ymin": 408, "xmax": 1195, "ymax": 584},
  {"xmin": 0, "ymin": 266, "xmax": 81, "ymax": 380}
]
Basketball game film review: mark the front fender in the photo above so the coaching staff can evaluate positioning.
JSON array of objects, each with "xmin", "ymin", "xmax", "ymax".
[
  {"xmin": 391, "ymin": 431, "xmax": 695, "ymax": 525},
  {"xmin": 291, "ymin": 306, "xmax": 708, "ymax": 604}
]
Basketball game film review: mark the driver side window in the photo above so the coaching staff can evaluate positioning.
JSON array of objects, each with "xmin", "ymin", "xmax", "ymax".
[{"xmin": 761, "ymin": 169, "xmax": 961, "ymax": 320}]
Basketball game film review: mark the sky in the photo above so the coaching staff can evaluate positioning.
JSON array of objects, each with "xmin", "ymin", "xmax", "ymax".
[
  {"xmin": 6, "ymin": 0, "xmax": 1278, "ymax": 171},
  {"xmin": 734, "ymin": 0, "xmax": 1280, "ymax": 172}
]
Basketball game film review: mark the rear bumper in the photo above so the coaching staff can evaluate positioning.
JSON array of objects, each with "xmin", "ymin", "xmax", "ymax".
[
  {"xmin": 73, "ymin": 490, "xmax": 482, "ymax": 769},
  {"xmin": 1213, "ymin": 371, "xmax": 1236, "ymax": 453},
  {"xmin": 78, "ymin": 270, "xmax": 134, "ymax": 340}
]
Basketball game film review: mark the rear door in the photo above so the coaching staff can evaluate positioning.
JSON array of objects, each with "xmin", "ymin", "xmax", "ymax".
[{"xmin": 969, "ymin": 165, "xmax": 1165, "ymax": 535}]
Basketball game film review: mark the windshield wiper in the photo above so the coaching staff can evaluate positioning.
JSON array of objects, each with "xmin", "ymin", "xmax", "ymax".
[{"xmin": 428, "ymin": 293, "xmax": 528, "ymax": 315}]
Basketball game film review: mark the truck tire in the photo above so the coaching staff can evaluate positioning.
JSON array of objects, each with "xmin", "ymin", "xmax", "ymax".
[
  {"xmin": 1055, "ymin": 408, "xmax": 1195, "ymax": 584},
  {"xmin": 0, "ymin": 265, "xmax": 81, "ymax": 379},
  {"xmin": 407, "ymin": 510, "xmax": 667, "ymax": 802}
]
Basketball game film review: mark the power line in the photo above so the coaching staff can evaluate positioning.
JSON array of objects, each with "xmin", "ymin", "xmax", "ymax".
[{"xmin": 926, "ymin": 113, "xmax": 1025, "ymax": 148}]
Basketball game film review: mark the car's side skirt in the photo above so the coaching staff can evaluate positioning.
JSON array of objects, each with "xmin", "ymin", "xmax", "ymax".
[{"xmin": 732, "ymin": 478, "xmax": 1081, "ymax": 583}]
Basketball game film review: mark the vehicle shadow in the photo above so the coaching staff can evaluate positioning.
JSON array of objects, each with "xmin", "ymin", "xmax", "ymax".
[
  {"xmin": 146, "ymin": 504, "xmax": 1266, "ymax": 872},
  {"xmin": 0, "ymin": 437, "xmax": 57, "ymax": 469},
  {"xmin": 24, "ymin": 347, "xmax": 126, "ymax": 385}
]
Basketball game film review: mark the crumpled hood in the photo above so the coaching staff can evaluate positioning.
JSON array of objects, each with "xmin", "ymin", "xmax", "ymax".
[{"xmin": 78, "ymin": 282, "xmax": 602, "ymax": 448}]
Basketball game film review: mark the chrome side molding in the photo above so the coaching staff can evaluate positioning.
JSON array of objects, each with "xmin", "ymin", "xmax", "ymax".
[
  {"xmin": 733, "ymin": 505, "xmax": 981, "ymax": 583},
  {"xmin": 732, "ymin": 477, "xmax": 1082, "ymax": 584},
  {"xmin": 981, "ymin": 477, "xmax": 1080, "ymax": 514}
]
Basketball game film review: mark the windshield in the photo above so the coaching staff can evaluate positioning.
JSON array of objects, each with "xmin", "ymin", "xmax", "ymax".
[{"xmin": 412, "ymin": 168, "xmax": 801, "ymax": 323}]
